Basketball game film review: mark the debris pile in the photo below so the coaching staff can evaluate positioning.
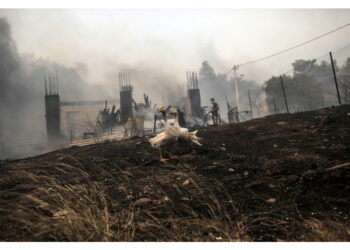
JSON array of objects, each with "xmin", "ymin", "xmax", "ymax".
[{"xmin": 0, "ymin": 105, "xmax": 349, "ymax": 241}]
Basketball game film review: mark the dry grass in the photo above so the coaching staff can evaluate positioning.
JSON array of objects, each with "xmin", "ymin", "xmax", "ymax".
[
  {"xmin": 0, "ymin": 153, "xmax": 244, "ymax": 241},
  {"xmin": 1, "ymin": 105, "xmax": 350, "ymax": 241},
  {"xmin": 302, "ymin": 218, "xmax": 350, "ymax": 241},
  {"xmin": 1, "ymin": 151, "xmax": 348, "ymax": 241}
]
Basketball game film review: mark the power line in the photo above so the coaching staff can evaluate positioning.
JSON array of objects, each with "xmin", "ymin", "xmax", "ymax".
[
  {"xmin": 332, "ymin": 43, "xmax": 350, "ymax": 55},
  {"xmin": 280, "ymin": 43, "xmax": 350, "ymax": 76},
  {"xmin": 228, "ymin": 21, "xmax": 350, "ymax": 71}
]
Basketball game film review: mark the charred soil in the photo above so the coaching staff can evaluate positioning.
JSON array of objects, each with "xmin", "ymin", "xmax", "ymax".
[{"xmin": 1, "ymin": 105, "xmax": 350, "ymax": 241}]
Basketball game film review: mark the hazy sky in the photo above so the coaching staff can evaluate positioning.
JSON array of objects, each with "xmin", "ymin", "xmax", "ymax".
[{"xmin": 1, "ymin": 9, "xmax": 350, "ymax": 84}]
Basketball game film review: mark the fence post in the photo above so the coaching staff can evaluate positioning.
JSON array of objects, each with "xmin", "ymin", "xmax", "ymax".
[
  {"xmin": 329, "ymin": 51, "xmax": 342, "ymax": 105},
  {"xmin": 153, "ymin": 114, "xmax": 157, "ymax": 134},
  {"xmin": 280, "ymin": 75, "xmax": 289, "ymax": 113},
  {"xmin": 248, "ymin": 90, "xmax": 253, "ymax": 119}
]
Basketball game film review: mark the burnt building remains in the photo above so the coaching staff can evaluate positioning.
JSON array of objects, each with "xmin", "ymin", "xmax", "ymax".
[
  {"xmin": 119, "ymin": 72, "xmax": 133, "ymax": 124},
  {"xmin": 44, "ymin": 73, "xmax": 61, "ymax": 141},
  {"xmin": 187, "ymin": 71, "xmax": 203, "ymax": 119},
  {"xmin": 96, "ymin": 100, "xmax": 120, "ymax": 134}
]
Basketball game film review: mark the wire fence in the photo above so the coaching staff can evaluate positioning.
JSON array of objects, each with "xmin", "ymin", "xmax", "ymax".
[
  {"xmin": 233, "ymin": 43, "xmax": 350, "ymax": 119},
  {"xmin": 2, "ymin": 25, "xmax": 350, "ymax": 159}
]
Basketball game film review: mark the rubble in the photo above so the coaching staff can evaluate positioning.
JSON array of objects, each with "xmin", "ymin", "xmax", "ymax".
[{"xmin": 0, "ymin": 105, "xmax": 349, "ymax": 241}]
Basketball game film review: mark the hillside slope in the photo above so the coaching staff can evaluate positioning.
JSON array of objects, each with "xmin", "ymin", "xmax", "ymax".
[{"xmin": 0, "ymin": 105, "xmax": 350, "ymax": 241}]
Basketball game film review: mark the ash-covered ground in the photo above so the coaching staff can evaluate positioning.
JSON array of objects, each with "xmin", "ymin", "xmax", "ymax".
[{"xmin": 0, "ymin": 105, "xmax": 349, "ymax": 241}]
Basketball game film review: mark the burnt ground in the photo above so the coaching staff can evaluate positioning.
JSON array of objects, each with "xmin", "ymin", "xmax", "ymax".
[{"xmin": 0, "ymin": 105, "xmax": 350, "ymax": 241}]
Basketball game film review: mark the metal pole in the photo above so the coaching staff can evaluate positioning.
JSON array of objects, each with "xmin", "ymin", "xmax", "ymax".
[
  {"xmin": 44, "ymin": 75, "xmax": 47, "ymax": 95},
  {"xmin": 153, "ymin": 114, "xmax": 157, "ymax": 134},
  {"xmin": 55, "ymin": 70, "xmax": 59, "ymax": 95},
  {"xmin": 329, "ymin": 51, "xmax": 342, "ymax": 105},
  {"xmin": 192, "ymin": 72, "xmax": 194, "ymax": 89},
  {"xmin": 186, "ymin": 71, "xmax": 189, "ymax": 89},
  {"xmin": 248, "ymin": 90, "xmax": 253, "ymax": 119},
  {"xmin": 233, "ymin": 65, "xmax": 240, "ymax": 113},
  {"xmin": 48, "ymin": 72, "xmax": 52, "ymax": 95},
  {"xmin": 280, "ymin": 75, "xmax": 289, "ymax": 113},
  {"xmin": 225, "ymin": 96, "xmax": 230, "ymax": 123},
  {"xmin": 195, "ymin": 72, "xmax": 196, "ymax": 88}
]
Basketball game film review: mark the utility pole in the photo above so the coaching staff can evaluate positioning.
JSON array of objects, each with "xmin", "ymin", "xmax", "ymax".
[
  {"xmin": 225, "ymin": 96, "xmax": 232, "ymax": 123},
  {"xmin": 329, "ymin": 51, "xmax": 342, "ymax": 105},
  {"xmin": 280, "ymin": 75, "xmax": 289, "ymax": 113},
  {"xmin": 248, "ymin": 90, "xmax": 253, "ymax": 119},
  {"xmin": 233, "ymin": 65, "xmax": 240, "ymax": 112},
  {"xmin": 233, "ymin": 65, "xmax": 240, "ymax": 122}
]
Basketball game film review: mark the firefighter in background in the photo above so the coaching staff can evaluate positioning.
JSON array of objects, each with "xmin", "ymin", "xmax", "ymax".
[{"xmin": 209, "ymin": 98, "xmax": 220, "ymax": 125}]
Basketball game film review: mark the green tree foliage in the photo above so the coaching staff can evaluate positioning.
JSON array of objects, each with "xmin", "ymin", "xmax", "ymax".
[
  {"xmin": 263, "ymin": 56, "xmax": 350, "ymax": 113},
  {"xmin": 292, "ymin": 59, "xmax": 317, "ymax": 74},
  {"xmin": 339, "ymin": 58, "xmax": 350, "ymax": 103},
  {"xmin": 198, "ymin": 60, "xmax": 262, "ymax": 120},
  {"xmin": 264, "ymin": 75, "xmax": 293, "ymax": 113}
]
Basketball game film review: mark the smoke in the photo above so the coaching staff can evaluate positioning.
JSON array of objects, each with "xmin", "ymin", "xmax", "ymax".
[
  {"xmin": 2, "ymin": 8, "xmax": 349, "ymax": 158},
  {"xmin": 198, "ymin": 60, "xmax": 265, "ymax": 120},
  {"xmin": 103, "ymin": 63, "xmax": 180, "ymax": 106},
  {"xmin": 0, "ymin": 18, "xmax": 19, "ymax": 101},
  {"xmin": 0, "ymin": 17, "xmax": 24, "ymax": 136},
  {"xmin": 0, "ymin": 17, "xmax": 186, "ymax": 159},
  {"xmin": 0, "ymin": 14, "xmax": 261, "ymax": 145},
  {"xmin": 1, "ymin": 19, "xmax": 95, "ymax": 128},
  {"xmin": 0, "ymin": 17, "xmax": 122, "ymax": 159}
]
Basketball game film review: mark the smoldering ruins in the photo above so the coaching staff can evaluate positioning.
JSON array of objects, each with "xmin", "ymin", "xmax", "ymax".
[
  {"xmin": 1, "ymin": 9, "xmax": 349, "ymax": 160},
  {"xmin": 0, "ymin": 18, "xmax": 195, "ymax": 159},
  {"xmin": 0, "ymin": 16, "xmax": 266, "ymax": 160},
  {"xmin": 0, "ymin": 9, "xmax": 350, "ymax": 242}
]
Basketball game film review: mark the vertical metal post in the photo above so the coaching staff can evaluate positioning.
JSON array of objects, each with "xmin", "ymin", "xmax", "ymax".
[
  {"xmin": 48, "ymin": 73, "xmax": 52, "ymax": 95},
  {"xmin": 153, "ymin": 114, "xmax": 157, "ymax": 134},
  {"xmin": 55, "ymin": 70, "xmax": 59, "ymax": 94},
  {"xmin": 329, "ymin": 51, "xmax": 342, "ymax": 105},
  {"xmin": 280, "ymin": 75, "xmax": 289, "ymax": 113},
  {"xmin": 192, "ymin": 72, "xmax": 195, "ymax": 89},
  {"xmin": 186, "ymin": 71, "xmax": 189, "ymax": 90},
  {"xmin": 118, "ymin": 73, "xmax": 121, "ymax": 90},
  {"xmin": 248, "ymin": 90, "xmax": 253, "ymax": 119},
  {"xmin": 225, "ymin": 96, "xmax": 229, "ymax": 122},
  {"xmin": 233, "ymin": 65, "xmax": 240, "ymax": 115},
  {"xmin": 44, "ymin": 75, "xmax": 47, "ymax": 95}
]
